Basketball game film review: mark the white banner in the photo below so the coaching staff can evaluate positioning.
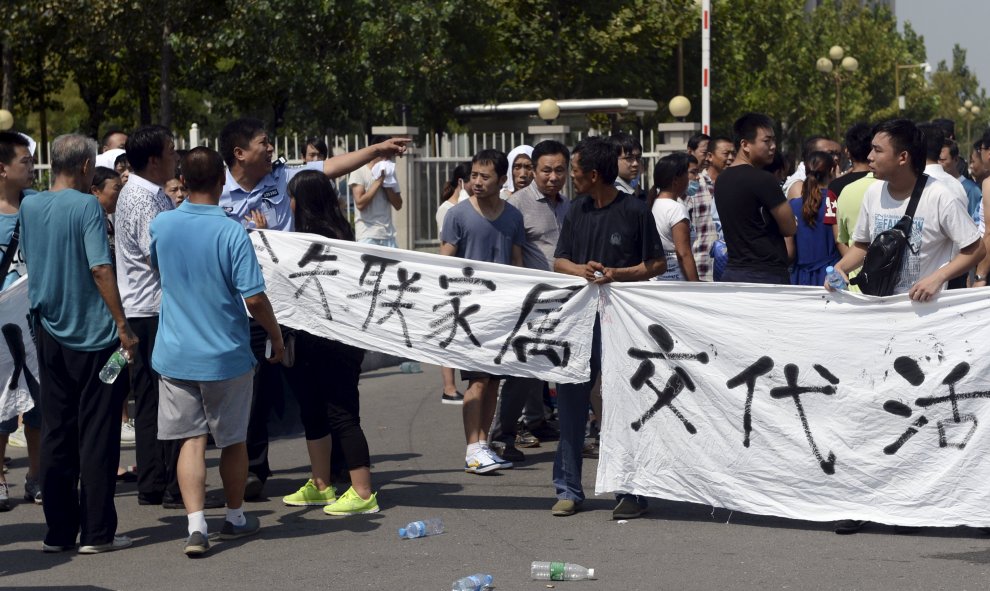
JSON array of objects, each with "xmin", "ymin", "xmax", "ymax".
[
  {"xmin": 597, "ymin": 282, "xmax": 990, "ymax": 527},
  {"xmin": 250, "ymin": 231, "xmax": 597, "ymax": 383},
  {"xmin": 0, "ymin": 277, "xmax": 40, "ymax": 420}
]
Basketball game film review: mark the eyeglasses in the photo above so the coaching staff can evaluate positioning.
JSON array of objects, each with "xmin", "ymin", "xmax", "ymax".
[{"xmin": 619, "ymin": 155, "xmax": 642, "ymax": 163}]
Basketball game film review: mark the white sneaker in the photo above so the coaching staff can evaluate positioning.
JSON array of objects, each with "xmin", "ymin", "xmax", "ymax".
[
  {"xmin": 482, "ymin": 445, "xmax": 513, "ymax": 470},
  {"xmin": 8, "ymin": 425, "xmax": 26, "ymax": 448},
  {"xmin": 120, "ymin": 421, "xmax": 136, "ymax": 444},
  {"xmin": 464, "ymin": 450, "xmax": 501, "ymax": 474}
]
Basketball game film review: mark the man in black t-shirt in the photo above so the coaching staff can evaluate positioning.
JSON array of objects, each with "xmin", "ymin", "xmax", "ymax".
[
  {"xmin": 829, "ymin": 123, "xmax": 873, "ymax": 199},
  {"xmin": 714, "ymin": 113, "xmax": 797, "ymax": 284},
  {"xmin": 551, "ymin": 137, "xmax": 665, "ymax": 519}
]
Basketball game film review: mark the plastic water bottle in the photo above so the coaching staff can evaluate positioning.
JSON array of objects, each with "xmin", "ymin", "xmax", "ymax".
[
  {"xmin": 398, "ymin": 517, "xmax": 444, "ymax": 539},
  {"xmin": 99, "ymin": 346, "xmax": 130, "ymax": 384},
  {"xmin": 451, "ymin": 573, "xmax": 492, "ymax": 591},
  {"xmin": 825, "ymin": 266, "xmax": 848, "ymax": 291},
  {"xmin": 531, "ymin": 561, "xmax": 596, "ymax": 581},
  {"xmin": 399, "ymin": 361, "xmax": 422, "ymax": 373}
]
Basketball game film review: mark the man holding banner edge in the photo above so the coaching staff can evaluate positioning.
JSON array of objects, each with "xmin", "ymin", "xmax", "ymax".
[{"xmin": 551, "ymin": 136, "xmax": 665, "ymax": 518}]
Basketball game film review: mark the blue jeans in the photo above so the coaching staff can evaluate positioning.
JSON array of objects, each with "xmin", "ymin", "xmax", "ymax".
[
  {"xmin": 358, "ymin": 236, "xmax": 398, "ymax": 248},
  {"xmin": 553, "ymin": 317, "xmax": 601, "ymax": 503}
]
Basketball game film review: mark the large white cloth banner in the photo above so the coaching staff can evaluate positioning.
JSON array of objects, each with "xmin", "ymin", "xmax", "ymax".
[
  {"xmin": 0, "ymin": 277, "xmax": 40, "ymax": 421},
  {"xmin": 597, "ymin": 282, "xmax": 990, "ymax": 527},
  {"xmin": 250, "ymin": 231, "xmax": 597, "ymax": 384}
]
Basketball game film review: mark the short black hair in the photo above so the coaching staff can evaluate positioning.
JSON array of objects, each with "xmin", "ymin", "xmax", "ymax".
[
  {"xmin": 844, "ymin": 122, "xmax": 873, "ymax": 163},
  {"xmin": 973, "ymin": 138, "xmax": 984, "ymax": 153},
  {"xmin": 92, "ymin": 166, "xmax": 120, "ymax": 189},
  {"xmin": 609, "ymin": 133, "xmax": 642, "ymax": 156},
  {"xmin": 711, "ymin": 135, "xmax": 734, "ymax": 150},
  {"xmin": 872, "ymin": 119, "xmax": 925, "ymax": 176},
  {"xmin": 946, "ymin": 139, "xmax": 959, "ymax": 160},
  {"xmin": 981, "ymin": 128, "xmax": 990, "ymax": 153},
  {"xmin": 114, "ymin": 153, "xmax": 130, "ymax": 170},
  {"xmin": 652, "ymin": 152, "xmax": 690, "ymax": 192},
  {"xmin": 182, "ymin": 147, "xmax": 227, "ymax": 193},
  {"xmin": 572, "ymin": 136, "xmax": 620, "ymax": 185},
  {"xmin": 220, "ymin": 118, "xmax": 266, "ymax": 168},
  {"xmin": 732, "ymin": 113, "xmax": 775, "ymax": 151},
  {"xmin": 471, "ymin": 149, "xmax": 508, "ymax": 178},
  {"xmin": 931, "ymin": 118, "xmax": 955, "ymax": 140},
  {"xmin": 688, "ymin": 133, "xmax": 711, "ymax": 151},
  {"xmin": 531, "ymin": 140, "xmax": 570, "ymax": 168},
  {"xmin": 101, "ymin": 129, "xmax": 126, "ymax": 148},
  {"xmin": 0, "ymin": 131, "xmax": 30, "ymax": 165},
  {"xmin": 801, "ymin": 135, "xmax": 830, "ymax": 159},
  {"xmin": 916, "ymin": 122, "xmax": 945, "ymax": 163},
  {"xmin": 305, "ymin": 137, "xmax": 328, "ymax": 159},
  {"xmin": 125, "ymin": 125, "xmax": 172, "ymax": 172}
]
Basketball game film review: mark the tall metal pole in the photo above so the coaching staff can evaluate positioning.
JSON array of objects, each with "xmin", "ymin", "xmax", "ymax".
[
  {"xmin": 835, "ymin": 74, "xmax": 842, "ymax": 140},
  {"xmin": 702, "ymin": 0, "xmax": 711, "ymax": 135}
]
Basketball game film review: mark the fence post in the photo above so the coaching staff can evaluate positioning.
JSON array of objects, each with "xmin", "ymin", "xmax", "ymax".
[{"xmin": 189, "ymin": 123, "xmax": 200, "ymax": 148}]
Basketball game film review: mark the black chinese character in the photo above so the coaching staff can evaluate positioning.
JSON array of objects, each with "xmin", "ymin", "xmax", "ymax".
[
  {"xmin": 628, "ymin": 324, "xmax": 709, "ymax": 433},
  {"xmin": 347, "ymin": 254, "xmax": 421, "ymax": 347},
  {"xmin": 494, "ymin": 283, "xmax": 583, "ymax": 367},
  {"xmin": 286, "ymin": 244, "xmax": 340, "ymax": 321},
  {"xmin": 426, "ymin": 267, "xmax": 495, "ymax": 348},
  {"xmin": 883, "ymin": 357, "xmax": 990, "ymax": 454}
]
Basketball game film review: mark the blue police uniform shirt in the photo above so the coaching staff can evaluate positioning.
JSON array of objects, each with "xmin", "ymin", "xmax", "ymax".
[
  {"xmin": 18, "ymin": 189, "xmax": 117, "ymax": 351},
  {"xmin": 219, "ymin": 160, "xmax": 324, "ymax": 231},
  {"xmin": 150, "ymin": 200, "xmax": 267, "ymax": 381}
]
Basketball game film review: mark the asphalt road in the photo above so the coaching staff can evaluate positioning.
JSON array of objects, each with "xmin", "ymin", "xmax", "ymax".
[{"xmin": 2, "ymin": 364, "xmax": 990, "ymax": 590}]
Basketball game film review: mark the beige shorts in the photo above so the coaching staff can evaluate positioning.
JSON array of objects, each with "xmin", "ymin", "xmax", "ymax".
[{"xmin": 157, "ymin": 369, "xmax": 254, "ymax": 448}]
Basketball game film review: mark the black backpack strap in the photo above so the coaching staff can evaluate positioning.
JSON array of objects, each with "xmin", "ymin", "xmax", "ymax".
[
  {"xmin": 901, "ymin": 173, "xmax": 928, "ymax": 234},
  {"xmin": 0, "ymin": 218, "xmax": 20, "ymax": 283}
]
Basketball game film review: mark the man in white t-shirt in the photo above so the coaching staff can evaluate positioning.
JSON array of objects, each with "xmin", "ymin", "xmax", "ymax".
[
  {"xmin": 348, "ymin": 136, "xmax": 402, "ymax": 247},
  {"xmin": 827, "ymin": 119, "xmax": 983, "ymax": 301}
]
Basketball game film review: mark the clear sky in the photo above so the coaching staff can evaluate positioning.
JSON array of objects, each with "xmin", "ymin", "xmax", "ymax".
[{"xmin": 897, "ymin": 0, "xmax": 990, "ymax": 95}]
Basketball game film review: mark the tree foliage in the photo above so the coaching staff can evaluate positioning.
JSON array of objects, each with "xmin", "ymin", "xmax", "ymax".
[{"xmin": 0, "ymin": 0, "xmax": 986, "ymax": 157}]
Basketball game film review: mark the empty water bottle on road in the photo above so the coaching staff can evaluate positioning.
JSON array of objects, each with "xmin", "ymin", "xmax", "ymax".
[
  {"xmin": 825, "ymin": 266, "xmax": 848, "ymax": 291},
  {"xmin": 399, "ymin": 361, "xmax": 422, "ymax": 373},
  {"xmin": 451, "ymin": 573, "xmax": 492, "ymax": 591},
  {"xmin": 99, "ymin": 346, "xmax": 130, "ymax": 384},
  {"xmin": 531, "ymin": 561, "xmax": 596, "ymax": 581},
  {"xmin": 398, "ymin": 517, "xmax": 444, "ymax": 539}
]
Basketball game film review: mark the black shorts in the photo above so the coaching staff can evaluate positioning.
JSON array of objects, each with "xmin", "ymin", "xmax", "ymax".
[{"xmin": 460, "ymin": 370, "xmax": 506, "ymax": 382}]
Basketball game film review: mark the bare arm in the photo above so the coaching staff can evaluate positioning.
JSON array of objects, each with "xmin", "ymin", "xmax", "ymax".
[
  {"xmin": 92, "ymin": 264, "xmax": 138, "ymax": 358},
  {"xmin": 384, "ymin": 187, "xmax": 402, "ymax": 211},
  {"xmin": 824, "ymin": 241, "xmax": 869, "ymax": 291},
  {"xmin": 511, "ymin": 244, "xmax": 523, "ymax": 267},
  {"xmin": 554, "ymin": 257, "xmax": 590, "ymax": 279},
  {"xmin": 322, "ymin": 138, "xmax": 412, "ymax": 178},
  {"xmin": 786, "ymin": 180, "xmax": 803, "ymax": 199},
  {"xmin": 671, "ymin": 220, "xmax": 699, "ymax": 281},
  {"xmin": 784, "ymin": 235, "xmax": 796, "ymax": 264},
  {"xmin": 832, "ymin": 224, "xmax": 849, "ymax": 256},
  {"xmin": 976, "ymin": 179, "xmax": 990, "ymax": 285},
  {"xmin": 604, "ymin": 258, "xmax": 667, "ymax": 283},
  {"xmin": 245, "ymin": 292, "xmax": 284, "ymax": 363},
  {"xmin": 770, "ymin": 201, "xmax": 798, "ymax": 237},
  {"xmin": 354, "ymin": 176, "xmax": 385, "ymax": 211},
  {"xmin": 439, "ymin": 241, "xmax": 457, "ymax": 257},
  {"xmin": 909, "ymin": 239, "xmax": 985, "ymax": 302}
]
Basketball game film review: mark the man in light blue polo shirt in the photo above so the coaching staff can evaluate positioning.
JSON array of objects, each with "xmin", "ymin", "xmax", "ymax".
[
  {"xmin": 217, "ymin": 117, "xmax": 410, "ymax": 498},
  {"xmin": 150, "ymin": 147, "xmax": 284, "ymax": 557},
  {"xmin": 19, "ymin": 133, "xmax": 138, "ymax": 554}
]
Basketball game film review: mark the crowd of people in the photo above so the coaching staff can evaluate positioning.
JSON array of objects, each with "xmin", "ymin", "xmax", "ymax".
[{"xmin": 0, "ymin": 109, "xmax": 987, "ymax": 556}]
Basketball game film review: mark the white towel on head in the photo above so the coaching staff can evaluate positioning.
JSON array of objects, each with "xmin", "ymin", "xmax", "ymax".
[
  {"xmin": 96, "ymin": 148, "xmax": 126, "ymax": 170},
  {"xmin": 503, "ymin": 145, "xmax": 534, "ymax": 193}
]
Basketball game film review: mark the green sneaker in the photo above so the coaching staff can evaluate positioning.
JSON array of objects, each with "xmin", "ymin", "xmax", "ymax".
[
  {"xmin": 282, "ymin": 479, "xmax": 336, "ymax": 506},
  {"xmin": 322, "ymin": 487, "xmax": 380, "ymax": 515}
]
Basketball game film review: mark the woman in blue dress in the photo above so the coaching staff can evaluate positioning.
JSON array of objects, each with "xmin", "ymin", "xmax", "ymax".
[{"xmin": 785, "ymin": 151, "xmax": 841, "ymax": 286}]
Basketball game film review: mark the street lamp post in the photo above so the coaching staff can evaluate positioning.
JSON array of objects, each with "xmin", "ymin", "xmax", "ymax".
[
  {"xmin": 957, "ymin": 100, "xmax": 982, "ymax": 152},
  {"xmin": 894, "ymin": 62, "xmax": 932, "ymax": 111},
  {"xmin": 816, "ymin": 46, "xmax": 858, "ymax": 140}
]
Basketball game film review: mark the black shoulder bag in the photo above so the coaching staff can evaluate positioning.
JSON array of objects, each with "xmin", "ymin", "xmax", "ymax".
[{"xmin": 850, "ymin": 174, "xmax": 927, "ymax": 296}]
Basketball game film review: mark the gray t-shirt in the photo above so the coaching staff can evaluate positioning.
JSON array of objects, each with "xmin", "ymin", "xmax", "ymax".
[
  {"xmin": 507, "ymin": 182, "xmax": 570, "ymax": 271},
  {"xmin": 441, "ymin": 199, "xmax": 525, "ymax": 264}
]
